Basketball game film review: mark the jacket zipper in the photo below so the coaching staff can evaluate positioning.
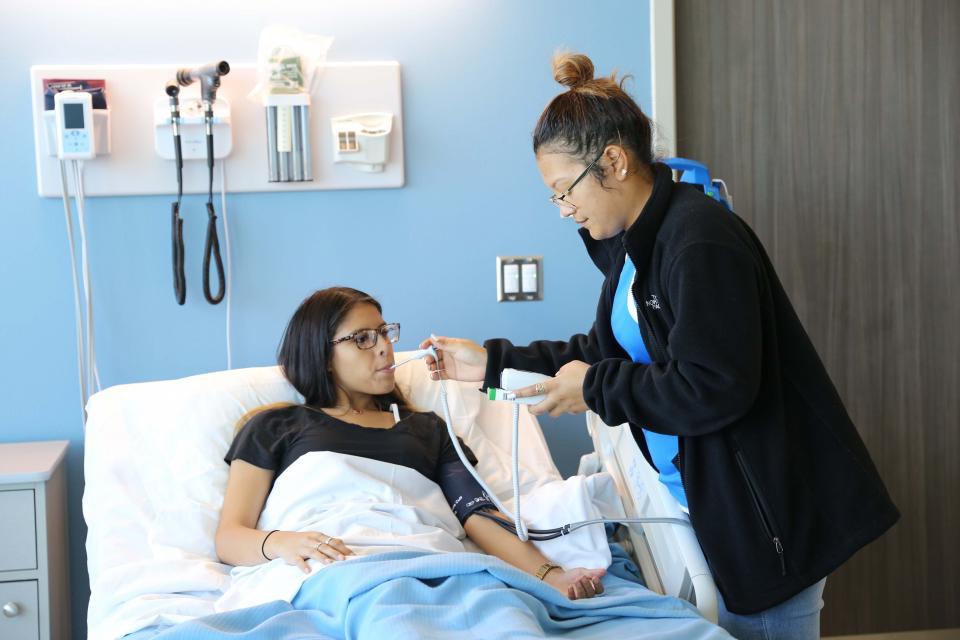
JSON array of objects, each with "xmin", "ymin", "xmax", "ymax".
[
  {"xmin": 673, "ymin": 446, "xmax": 687, "ymax": 495},
  {"xmin": 734, "ymin": 450, "xmax": 787, "ymax": 576}
]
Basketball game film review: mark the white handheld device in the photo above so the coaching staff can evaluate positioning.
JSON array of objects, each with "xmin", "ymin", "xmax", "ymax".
[
  {"xmin": 497, "ymin": 368, "xmax": 552, "ymax": 405},
  {"xmin": 54, "ymin": 90, "xmax": 95, "ymax": 159}
]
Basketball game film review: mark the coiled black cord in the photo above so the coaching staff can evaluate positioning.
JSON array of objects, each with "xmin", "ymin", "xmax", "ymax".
[
  {"xmin": 171, "ymin": 103, "xmax": 186, "ymax": 305},
  {"xmin": 202, "ymin": 112, "xmax": 225, "ymax": 305}
]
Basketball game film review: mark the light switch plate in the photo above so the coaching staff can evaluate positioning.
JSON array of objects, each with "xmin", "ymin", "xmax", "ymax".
[{"xmin": 497, "ymin": 256, "xmax": 543, "ymax": 302}]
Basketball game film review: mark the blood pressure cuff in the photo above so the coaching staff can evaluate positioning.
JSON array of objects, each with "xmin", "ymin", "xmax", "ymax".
[{"xmin": 437, "ymin": 458, "xmax": 495, "ymax": 524}]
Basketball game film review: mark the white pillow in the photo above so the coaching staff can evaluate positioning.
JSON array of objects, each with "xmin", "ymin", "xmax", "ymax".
[
  {"xmin": 391, "ymin": 356, "xmax": 561, "ymax": 498},
  {"xmin": 83, "ymin": 367, "xmax": 300, "ymax": 628},
  {"xmin": 84, "ymin": 365, "xmax": 300, "ymax": 640}
]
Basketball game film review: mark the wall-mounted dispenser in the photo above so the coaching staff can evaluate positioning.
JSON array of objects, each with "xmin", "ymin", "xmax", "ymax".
[
  {"xmin": 265, "ymin": 93, "xmax": 311, "ymax": 182},
  {"xmin": 331, "ymin": 112, "xmax": 393, "ymax": 172},
  {"xmin": 251, "ymin": 27, "xmax": 330, "ymax": 183}
]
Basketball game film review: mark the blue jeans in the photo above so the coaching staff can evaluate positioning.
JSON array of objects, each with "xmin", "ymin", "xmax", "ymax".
[{"xmin": 717, "ymin": 578, "xmax": 826, "ymax": 640}]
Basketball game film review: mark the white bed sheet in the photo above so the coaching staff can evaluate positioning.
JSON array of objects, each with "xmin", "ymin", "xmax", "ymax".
[{"xmin": 214, "ymin": 451, "xmax": 621, "ymax": 612}]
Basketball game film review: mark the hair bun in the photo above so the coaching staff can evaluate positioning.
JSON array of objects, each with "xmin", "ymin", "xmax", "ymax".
[{"xmin": 553, "ymin": 52, "xmax": 595, "ymax": 89}]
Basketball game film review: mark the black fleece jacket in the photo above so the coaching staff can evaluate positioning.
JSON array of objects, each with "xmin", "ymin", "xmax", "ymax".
[{"xmin": 482, "ymin": 162, "xmax": 899, "ymax": 614}]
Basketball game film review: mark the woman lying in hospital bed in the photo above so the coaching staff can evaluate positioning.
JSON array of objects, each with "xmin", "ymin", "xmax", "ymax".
[
  {"xmin": 93, "ymin": 288, "xmax": 732, "ymax": 639},
  {"xmin": 216, "ymin": 286, "xmax": 606, "ymax": 600}
]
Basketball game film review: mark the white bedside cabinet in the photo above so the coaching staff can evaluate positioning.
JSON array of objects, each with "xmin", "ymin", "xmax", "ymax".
[{"xmin": 0, "ymin": 441, "xmax": 70, "ymax": 640}]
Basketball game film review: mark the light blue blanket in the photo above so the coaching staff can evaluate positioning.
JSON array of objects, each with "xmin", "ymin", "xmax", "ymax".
[{"xmin": 127, "ymin": 549, "xmax": 729, "ymax": 640}]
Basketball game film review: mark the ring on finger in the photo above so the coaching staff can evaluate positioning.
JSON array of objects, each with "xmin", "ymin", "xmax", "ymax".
[
  {"xmin": 535, "ymin": 382, "xmax": 546, "ymax": 394},
  {"xmin": 323, "ymin": 535, "xmax": 333, "ymax": 545}
]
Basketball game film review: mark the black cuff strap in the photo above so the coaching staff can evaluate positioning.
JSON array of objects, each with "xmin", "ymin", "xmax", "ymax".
[{"xmin": 438, "ymin": 459, "xmax": 494, "ymax": 525}]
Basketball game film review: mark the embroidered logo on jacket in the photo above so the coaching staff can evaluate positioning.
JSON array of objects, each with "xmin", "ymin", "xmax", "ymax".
[{"xmin": 645, "ymin": 294, "xmax": 662, "ymax": 310}]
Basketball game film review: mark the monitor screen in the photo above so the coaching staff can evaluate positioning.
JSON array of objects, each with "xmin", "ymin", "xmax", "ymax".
[{"xmin": 63, "ymin": 103, "xmax": 84, "ymax": 130}]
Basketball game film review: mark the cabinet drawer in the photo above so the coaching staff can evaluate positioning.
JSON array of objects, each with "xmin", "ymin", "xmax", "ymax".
[
  {"xmin": 0, "ymin": 580, "xmax": 39, "ymax": 640},
  {"xmin": 0, "ymin": 490, "xmax": 37, "ymax": 572}
]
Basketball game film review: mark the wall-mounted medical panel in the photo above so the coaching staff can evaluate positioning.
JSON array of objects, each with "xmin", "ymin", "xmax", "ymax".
[{"xmin": 30, "ymin": 62, "xmax": 404, "ymax": 197}]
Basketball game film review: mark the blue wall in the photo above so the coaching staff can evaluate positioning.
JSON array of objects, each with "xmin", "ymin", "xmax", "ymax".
[{"xmin": 0, "ymin": 1, "xmax": 651, "ymax": 635}]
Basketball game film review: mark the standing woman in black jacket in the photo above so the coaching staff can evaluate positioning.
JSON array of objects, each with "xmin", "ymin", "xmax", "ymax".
[{"xmin": 420, "ymin": 52, "xmax": 899, "ymax": 640}]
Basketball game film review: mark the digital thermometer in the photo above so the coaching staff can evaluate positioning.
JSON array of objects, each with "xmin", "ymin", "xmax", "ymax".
[
  {"xmin": 494, "ymin": 368, "xmax": 552, "ymax": 405},
  {"xmin": 54, "ymin": 90, "xmax": 95, "ymax": 159}
]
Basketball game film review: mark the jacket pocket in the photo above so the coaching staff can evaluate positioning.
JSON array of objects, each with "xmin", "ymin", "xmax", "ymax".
[{"xmin": 734, "ymin": 450, "xmax": 787, "ymax": 576}]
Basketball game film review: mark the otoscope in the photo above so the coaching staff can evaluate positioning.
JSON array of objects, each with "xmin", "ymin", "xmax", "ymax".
[{"xmin": 175, "ymin": 61, "xmax": 229, "ymax": 305}]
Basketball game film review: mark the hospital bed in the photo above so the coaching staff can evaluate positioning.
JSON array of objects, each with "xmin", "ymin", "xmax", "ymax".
[
  {"xmin": 579, "ymin": 412, "xmax": 717, "ymax": 621},
  {"xmin": 82, "ymin": 353, "xmax": 718, "ymax": 639}
]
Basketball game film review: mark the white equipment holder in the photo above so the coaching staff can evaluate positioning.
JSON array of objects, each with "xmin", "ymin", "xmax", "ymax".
[
  {"xmin": 153, "ymin": 97, "xmax": 232, "ymax": 160},
  {"xmin": 43, "ymin": 107, "xmax": 111, "ymax": 159}
]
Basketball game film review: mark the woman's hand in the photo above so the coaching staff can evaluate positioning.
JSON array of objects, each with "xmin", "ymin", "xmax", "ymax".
[
  {"xmin": 419, "ymin": 336, "xmax": 488, "ymax": 382},
  {"xmin": 512, "ymin": 360, "xmax": 591, "ymax": 417},
  {"xmin": 543, "ymin": 566, "xmax": 606, "ymax": 600},
  {"xmin": 264, "ymin": 531, "xmax": 354, "ymax": 573}
]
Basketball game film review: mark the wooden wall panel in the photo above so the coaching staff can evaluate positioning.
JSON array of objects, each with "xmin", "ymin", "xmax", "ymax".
[{"xmin": 675, "ymin": 0, "xmax": 959, "ymax": 634}]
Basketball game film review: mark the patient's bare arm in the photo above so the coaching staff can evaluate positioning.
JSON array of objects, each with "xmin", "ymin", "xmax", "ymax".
[
  {"xmin": 463, "ymin": 510, "xmax": 605, "ymax": 600},
  {"xmin": 215, "ymin": 459, "xmax": 353, "ymax": 573}
]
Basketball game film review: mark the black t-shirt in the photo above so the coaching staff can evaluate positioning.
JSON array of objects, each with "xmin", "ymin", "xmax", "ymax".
[{"xmin": 224, "ymin": 405, "xmax": 492, "ymax": 523}]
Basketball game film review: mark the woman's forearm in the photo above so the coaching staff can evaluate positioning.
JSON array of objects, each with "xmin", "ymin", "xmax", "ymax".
[
  {"xmin": 215, "ymin": 523, "xmax": 275, "ymax": 567},
  {"xmin": 463, "ymin": 511, "xmax": 553, "ymax": 575}
]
